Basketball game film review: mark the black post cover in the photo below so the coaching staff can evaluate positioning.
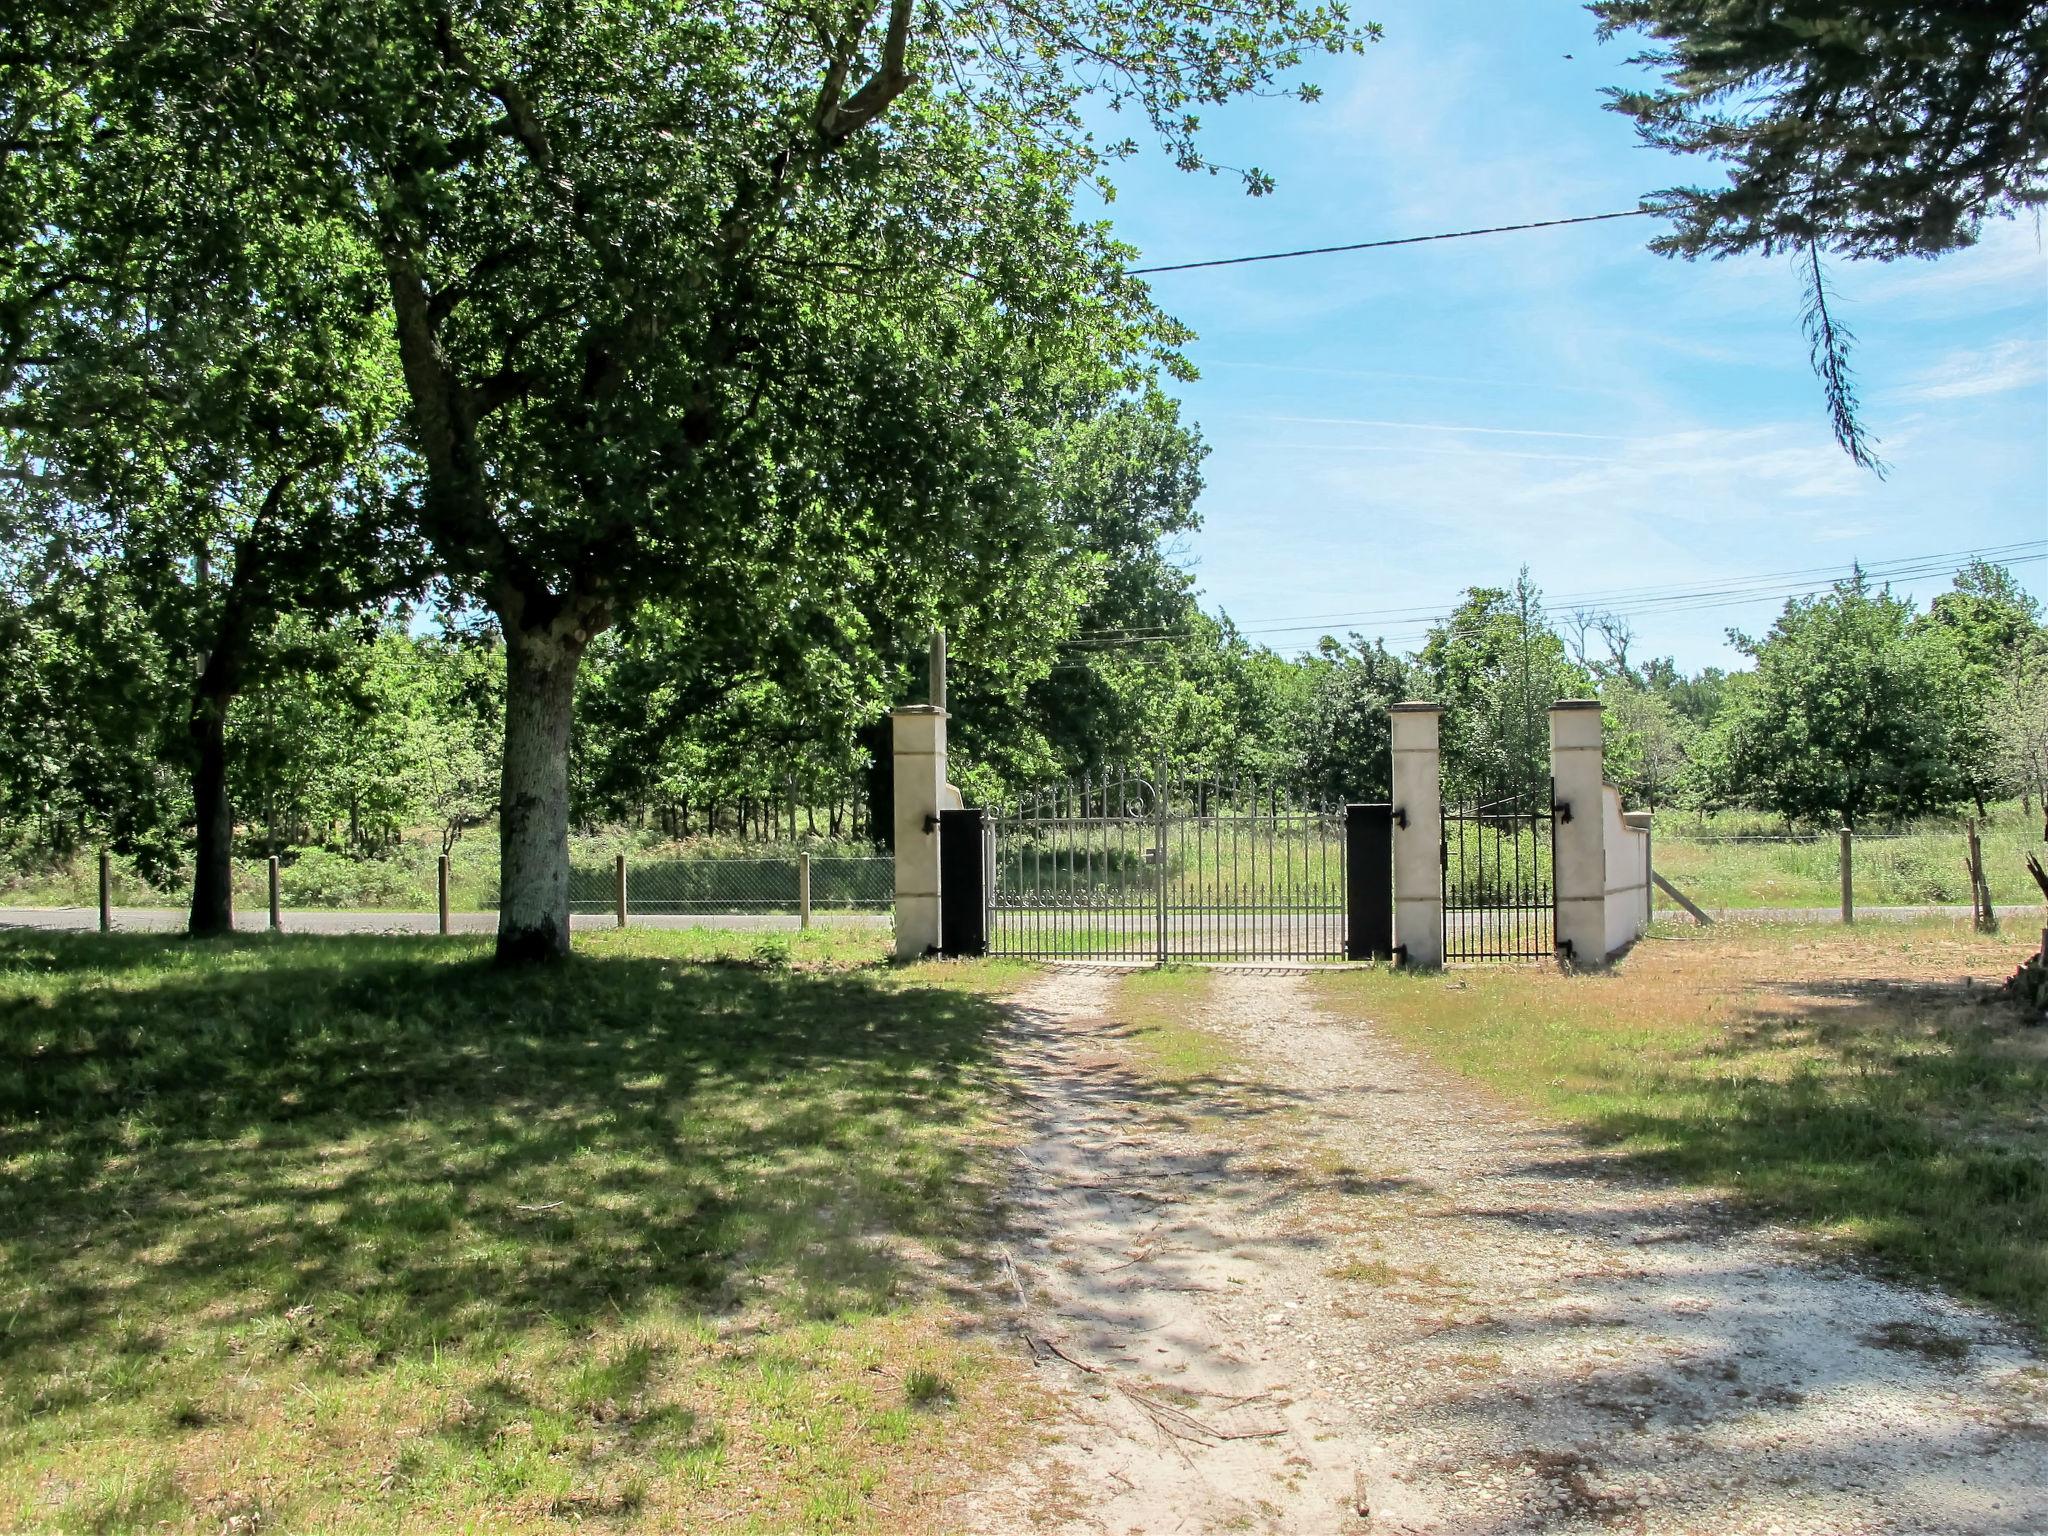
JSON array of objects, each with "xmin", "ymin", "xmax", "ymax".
[
  {"xmin": 939, "ymin": 807, "xmax": 988, "ymax": 957},
  {"xmin": 1345, "ymin": 803, "xmax": 1393, "ymax": 961}
]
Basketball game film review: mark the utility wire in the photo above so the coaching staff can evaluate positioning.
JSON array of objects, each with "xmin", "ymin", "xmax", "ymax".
[
  {"xmin": 1062, "ymin": 540, "xmax": 2047, "ymax": 646},
  {"xmin": 1054, "ymin": 541, "xmax": 2048, "ymax": 656},
  {"xmin": 1127, "ymin": 208, "xmax": 1656, "ymax": 276}
]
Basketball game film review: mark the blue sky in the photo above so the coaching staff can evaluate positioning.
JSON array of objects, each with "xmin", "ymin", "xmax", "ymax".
[{"xmin": 1089, "ymin": 0, "xmax": 2048, "ymax": 672}]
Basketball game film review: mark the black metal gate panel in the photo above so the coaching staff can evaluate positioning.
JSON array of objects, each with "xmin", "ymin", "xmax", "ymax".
[
  {"xmin": 986, "ymin": 770, "xmax": 1348, "ymax": 962},
  {"xmin": 1442, "ymin": 786, "xmax": 1555, "ymax": 960}
]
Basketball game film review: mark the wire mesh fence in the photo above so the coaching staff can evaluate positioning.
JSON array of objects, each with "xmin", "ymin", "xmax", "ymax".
[{"xmin": 568, "ymin": 854, "xmax": 893, "ymax": 916}]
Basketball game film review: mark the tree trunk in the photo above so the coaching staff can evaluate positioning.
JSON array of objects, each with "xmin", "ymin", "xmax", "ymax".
[
  {"xmin": 497, "ymin": 623, "xmax": 587, "ymax": 964},
  {"xmin": 188, "ymin": 694, "xmax": 236, "ymax": 937}
]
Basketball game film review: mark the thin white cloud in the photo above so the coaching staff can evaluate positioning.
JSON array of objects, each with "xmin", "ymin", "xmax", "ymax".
[
  {"xmin": 1843, "ymin": 218, "xmax": 2048, "ymax": 309},
  {"xmin": 1251, "ymin": 439, "xmax": 1618, "ymax": 465},
  {"xmin": 1894, "ymin": 338, "xmax": 2047, "ymax": 402},
  {"xmin": 1248, "ymin": 413, "xmax": 1641, "ymax": 442},
  {"xmin": 1202, "ymin": 359, "xmax": 1637, "ymax": 397}
]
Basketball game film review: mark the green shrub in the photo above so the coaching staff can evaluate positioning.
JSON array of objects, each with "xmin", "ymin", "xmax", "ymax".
[{"xmin": 277, "ymin": 849, "xmax": 421, "ymax": 908}]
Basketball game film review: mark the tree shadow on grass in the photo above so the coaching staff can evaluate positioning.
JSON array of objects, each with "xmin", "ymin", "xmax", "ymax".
[
  {"xmin": 1564, "ymin": 971, "xmax": 2048, "ymax": 1334},
  {"xmin": 0, "ymin": 932, "xmax": 1010, "ymax": 1384}
]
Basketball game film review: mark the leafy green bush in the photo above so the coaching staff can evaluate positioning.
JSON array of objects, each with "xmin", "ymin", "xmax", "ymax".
[{"xmin": 277, "ymin": 849, "xmax": 422, "ymax": 909}]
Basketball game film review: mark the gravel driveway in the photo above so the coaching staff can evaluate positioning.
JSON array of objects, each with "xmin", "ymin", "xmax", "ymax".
[{"xmin": 957, "ymin": 968, "xmax": 2048, "ymax": 1535}]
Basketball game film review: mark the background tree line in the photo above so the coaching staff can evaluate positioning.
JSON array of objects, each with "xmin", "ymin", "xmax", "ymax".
[{"xmin": 5, "ymin": 549, "xmax": 2039, "ymax": 900}]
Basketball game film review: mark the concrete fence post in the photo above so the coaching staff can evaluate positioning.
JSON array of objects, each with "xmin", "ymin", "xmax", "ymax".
[
  {"xmin": 98, "ymin": 850, "xmax": 111, "ymax": 934},
  {"xmin": 615, "ymin": 853, "xmax": 628, "ymax": 928},
  {"xmin": 267, "ymin": 856, "xmax": 282, "ymax": 932},
  {"xmin": 437, "ymin": 854, "xmax": 451, "ymax": 936},
  {"xmin": 1839, "ymin": 829, "xmax": 1854, "ymax": 925},
  {"xmin": 892, "ymin": 705, "xmax": 947, "ymax": 959},
  {"xmin": 1389, "ymin": 702, "xmax": 1444, "ymax": 968},
  {"xmin": 799, "ymin": 850, "xmax": 813, "ymax": 931},
  {"xmin": 1549, "ymin": 699, "xmax": 1607, "ymax": 965}
]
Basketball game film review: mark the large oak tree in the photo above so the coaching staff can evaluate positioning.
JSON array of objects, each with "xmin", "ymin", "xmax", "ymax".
[{"xmin": 91, "ymin": 0, "xmax": 1371, "ymax": 961}]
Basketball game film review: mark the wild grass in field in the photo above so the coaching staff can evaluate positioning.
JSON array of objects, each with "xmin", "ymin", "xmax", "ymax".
[
  {"xmin": 0, "ymin": 929, "xmax": 1035, "ymax": 1533},
  {"xmin": 1655, "ymin": 823, "xmax": 2043, "ymax": 909},
  {"xmin": 1316, "ymin": 923, "xmax": 2048, "ymax": 1337}
]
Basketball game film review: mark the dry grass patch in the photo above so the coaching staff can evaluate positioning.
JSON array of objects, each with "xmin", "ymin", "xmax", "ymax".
[{"xmin": 1315, "ymin": 921, "xmax": 2048, "ymax": 1337}]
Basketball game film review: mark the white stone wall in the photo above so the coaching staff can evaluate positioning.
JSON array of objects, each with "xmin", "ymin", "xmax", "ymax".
[{"xmin": 1603, "ymin": 788, "xmax": 1651, "ymax": 956}]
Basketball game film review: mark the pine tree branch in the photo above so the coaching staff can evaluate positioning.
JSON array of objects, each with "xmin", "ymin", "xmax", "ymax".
[{"xmin": 1800, "ymin": 244, "xmax": 1886, "ymax": 477}]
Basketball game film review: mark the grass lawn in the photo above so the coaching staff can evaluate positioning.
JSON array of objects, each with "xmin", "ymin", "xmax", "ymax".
[
  {"xmin": 0, "ymin": 927, "xmax": 1040, "ymax": 1533},
  {"xmin": 1315, "ymin": 922, "xmax": 2048, "ymax": 1338}
]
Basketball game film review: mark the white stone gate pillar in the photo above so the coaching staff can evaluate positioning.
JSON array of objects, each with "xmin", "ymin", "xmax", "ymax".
[
  {"xmin": 1390, "ymin": 702, "xmax": 1444, "ymax": 968},
  {"xmin": 892, "ymin": 705, "xmax": 947, "ymax": 959},
  {"xmin": 1549, "ymin": 699, "xmax": 1607, "ymax": 966}
]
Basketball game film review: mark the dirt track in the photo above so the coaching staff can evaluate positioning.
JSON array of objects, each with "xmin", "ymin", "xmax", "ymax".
[{"xmin": 955, "ymin": 968, "xmax": 2048, "ymax": 1536}]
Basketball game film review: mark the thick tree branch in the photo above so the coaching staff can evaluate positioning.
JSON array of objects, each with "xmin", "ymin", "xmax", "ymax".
[{"xmin": 820, "ymin": 0, "xmax": 917, "ymax": 141}]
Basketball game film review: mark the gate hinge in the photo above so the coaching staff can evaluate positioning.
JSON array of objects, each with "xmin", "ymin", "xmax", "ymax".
[
  {"xmin": 1554, "ymin": 799, "xmax": 1572, "ymax": 824},
  {"xmin": 1393, "ymin": 805, "xmax": 1408, "ymax": 830}
]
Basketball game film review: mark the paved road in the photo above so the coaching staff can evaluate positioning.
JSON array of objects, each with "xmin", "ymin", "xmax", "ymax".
[{"xmin": 0, "ymin": 906, "xmax": 891, "ymax": 935}]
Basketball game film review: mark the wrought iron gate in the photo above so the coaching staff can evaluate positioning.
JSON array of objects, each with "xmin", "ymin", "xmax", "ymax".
[
  {"xmin": 1441, "ymin": 785, "xmax": 1555, "ymax": 960},
  {"xmin": 977, "ymin": 770, "xmax": 1359, "ymax": 962}
]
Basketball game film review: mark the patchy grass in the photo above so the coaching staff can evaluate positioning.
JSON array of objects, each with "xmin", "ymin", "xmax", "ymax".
[
  {"xmin": 1113, "ymin": 969, "xmax": 1240, "ymax": 1084},
  {"xmin": 0, "ymin": 929, "xmax": 1039, "ymax": 1532},
  {"xmin": 1315, "ymin": 922, "xmax": 2048, "ymax": 1338}
]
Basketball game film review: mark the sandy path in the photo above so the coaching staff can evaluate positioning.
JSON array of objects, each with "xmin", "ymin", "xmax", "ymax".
[{"xmin": 956, "ymin": 967, "xmax": 2048, "ymax": 1536}]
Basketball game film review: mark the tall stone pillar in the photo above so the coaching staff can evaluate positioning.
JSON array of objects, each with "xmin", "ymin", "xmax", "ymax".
[
  {"xmin": 1389, "ymin": 702, "xmax": 1444, "ymax": 968},
  {"xmin": 1549, "ymin": 699, "xmax": 1607, "ymax": 966},
  {"xmin": 892, "ymin": 705, "xmax": 947, "ymax": 959}
]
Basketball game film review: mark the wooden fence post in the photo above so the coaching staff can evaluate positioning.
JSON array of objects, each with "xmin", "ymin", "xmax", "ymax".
[
  {"xmin": 799, "ymin": 851, "xmax": 812, "ymax": 931},
  {"xmin": 98, "ymin": 850, "xmax": 111, "ymax": 934},
  {"xmin": 437, "ymin": 854, "xmax": 451, "ymax": 936},
  {"xmin": 615, "ymin": 853, "xmax": 628, "ymax": 928},
  {"xmin": 1839, "ymin": 828, "xmax": 1854, "ymax": 925},
  {"xmin": 267, "ymin": 856, "xmax": 282, "ymax": 932}
]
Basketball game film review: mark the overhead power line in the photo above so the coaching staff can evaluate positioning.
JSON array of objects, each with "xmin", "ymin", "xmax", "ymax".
[
  {"xmin": 1056, "ymin": 539, "xmax": 2048, "ymax": 656},
  {"xmin": 1065, "ymin": 540, "xmax": 2046, "ymax": 643},
  {"xmin": 1127, "ymin": 208, "xmax": 1657, "ymax": 276}
]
